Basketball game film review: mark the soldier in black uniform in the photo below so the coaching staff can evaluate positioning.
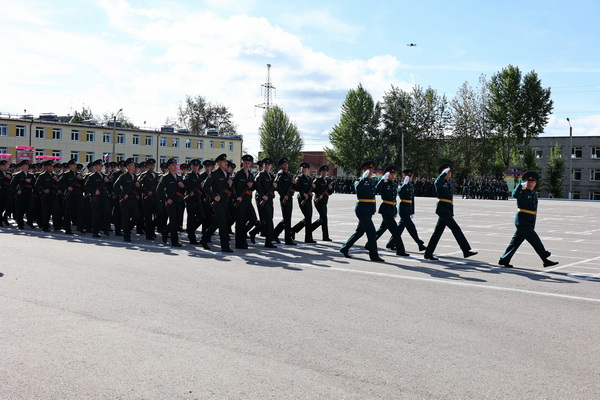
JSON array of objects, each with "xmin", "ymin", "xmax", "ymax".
[
  {"xmin": 58, "ymin": 159, "xmax": 85, "ymax": 234},
  {"xmin": 292, "ymin": 162, "xmax": 316, "ymax": 243},
  {"xmin": 0, "ymin": 160, "xmax": 13, "ymax": 226},
  {"xmin": 200, "ymin": 154, "xmax": 234, "ymax": 252},
  {"xmin": 110, "ymin": 161, "xmax": 125, "ymax": 236},
  {"xmin": 85, "ymin": 160, "xmax": 112, "ymax": 237},
  {"xmin": 34, "ymin": 160, "xmax": 62, "ymax": 232},
  {"xmin": 138, "ymin": 158, "xmax": 162, "ymax": 240},
  {"xmin": 273, "ymin": 157, "xmax": 296, "ymax": 245},
  {"xmin": 113, "ymin": 158, "xmax": 141, "ymax": 242},
  {"xmin": 232, "ymin": 154, "xmax": 258, "ymax": 249},
  {"xmin": 200, "ymin": 160, "xmax": 214, "ymax": 236},
  {"xmin": 498, "ymin": 171, "xmax": 559, "ymax": 268},
  {"xmin": 156, "ymin": 158, "xmax": 184, "ymax": 247},
  {"xmin": 310, "ymin": 165, "xmax": 333, "ymax": 241},
  {"xmin": 424, "ymin": 163, "xmax": 477, "ymax": 261},
  {"xmin": 183, "ymin": 159, "xmax": 205, "ymax": 245},
  {"xmin": 254, "ymin": 158, "xmax": 277, "ymax": 248}
]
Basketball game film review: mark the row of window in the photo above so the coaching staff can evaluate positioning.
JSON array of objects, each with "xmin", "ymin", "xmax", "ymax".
[
  {"xmin": 571, "ymin": 169, "xmax": 600, "ymax": 181},
  {"xmin": 571, "ymin": 192, "xmax": 600, "ymax": 201},
  {"xmin": 0, "ymin": 124, "xmax": 234, "ymax": 151},
  {"xmin": 530, "ymin": 146, "xmax": 600, "ymax": 159}
]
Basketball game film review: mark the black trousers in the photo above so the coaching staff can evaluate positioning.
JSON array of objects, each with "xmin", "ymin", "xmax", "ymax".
[
  {"xmin": 257, "ymin": 199, "xmax": 275, "ymax": 245},
  {"xmin": 292, "ymin": 197, "xmax": 314, "ymax": 242},
  {"xmin": 164, "ymin": 202, "xmax": 183, "ymax": 245},
  {"xmin": 91, "ymin": 196, "xmax": 111, "ymax": 234},
  {"xmin": 341, "ymin": 209, "xmax": 379, "ymax": 258},
  {"xmin": 120, "ymin": 198, "xmax": 140, "ymax": 240},
  {"xmin": 202, "ymin": 200, "xmax": 230, "ymax": 249},
  {"xmin": 63, "ymin": 194, "xmax": 84, "ymax": 232},
  {"xmin": 185, "ymin": 199, "xmax": 205, "ymax": 240},
  {"xmin": 375, "ymin": 213, "xmax": 406, "ymax": 253},
  {"xmin": 15, "ymin": 194, "xmax": 35, "ymax": 227},
  {"xmin": 144, "ymin": 197, "xmax": 164, "ymax": 237},
  {"xmin": 235, "ymin": 199, "xmax": 257, "ymax": 247},
  {"xmin": 500, "ymin": 225, "xmax": 550, "ymax": 263},
  {"xmin": 311, "ymin": 200, "xmax": 329, "ymax": 240},
  {"xmin": 424, "ymin": 212, "xmax": 471, "ymax": 257},
  {"xmin": 274, "ymin": 199, "xmax": 293, "ymax": 242},
  {"xmin": 386, "ymin": 211, "xmax": 424, "ymax": 248}
]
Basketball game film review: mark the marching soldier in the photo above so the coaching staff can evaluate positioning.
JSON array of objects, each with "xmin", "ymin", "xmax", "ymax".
[
  {"xmin": 424, "ymin": 163, "xmax": 477, "ymax": 261},
  {"xmin": 138, "ymin": 158, "xmax": 163, "ymax": 240},
  {"xmin": 374, "ymin": 166, "xmax": 408, "ymax": 256},
  {"xmin": 200, "ymin": 154, "xmax": 234, "ymax": 252},
  {"xmin": 253, "ymin": 157, "xmax": 277, "ymax": 248},
  {"xmin": 182, "ymin": 159, "xmax": 205, "ymax": 245},
  {"xmin": 310, "ymin": 165, "xmax": 333, "ymax": 241},
  {"xmin": 392, "ymin": 168, "xmax": 426, "ymax": 251},
  {"xmin": 34, "ymin": 160, "xmax": 62, "ymax": 232},
  {"xmin": 232, "ymin": 154, "xmax": 258, "ymax": 249},
  {"xmin": 110, "ymin": 161, "xmax": 126, "ymax": 236},
  {"xmin": 57, "ymin": 159, "xmax": 85, "ymax": 234},
  {"xmin": 157, "ymin": 158, "xmax": 185, "ymax": 247},
  {"xmin": 200, "ymin": 160, "xmax": 214, "ymax": 235},
  {"xmin": 85, "ymin": 160, "xmax": 112, "ymax": 237},
  {"xmin": 340, "ymin": 161, "xmax": 384, "ymax": 262},
  {"xmin": 498, "ymin": 171, "xmax": 559, "ymax": 268},
  {"xmin": 292, "ymin": 162, "xmax": 316, "ymax": 243},
  {"xmin": 274, "ymin": 157, "xmax": 296, "ymax": 245},
  {"xmin": 113, "ymin": 158, "xmax": 141, "ymax": 242},
  {"xmin": 0, "ymin": 160, "xmax": 13, "ymax": 226}
]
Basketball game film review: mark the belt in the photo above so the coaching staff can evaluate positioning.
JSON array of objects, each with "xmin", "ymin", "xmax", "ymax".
[
  {"xmin": 518, "ymin": 208, "xmax": 537, "ymax": 215},
  {"xmin": 437, "ymin": 198, "xmax": 453, "ymax": 204},
  {"xmin": 357, "ymin": 199, "xmax": 375, "ymax": 203},
  {"xmin": 382, "ymin": 200, "xmax": 396, "ymax": 206},
  {"xmin": 400, "ymin": 199, "xmax": 413, "ymax": 203}
]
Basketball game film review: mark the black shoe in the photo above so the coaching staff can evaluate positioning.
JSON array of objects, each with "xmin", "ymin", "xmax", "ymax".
[
  {"xmin": 92, "ymin": 233, "xmax": 101, "ymax": 238},
  {"xmin": 200, "ymin": 241, "xmax": 210, "ymax": 250},
  {"xmin": 498, "ymin": 259, "xmax": 513, "ymax": 268},
  {"xmin": 28, "ymin": 223, "xmax": 36, "ymax": 229},
  {"xmin": 385, "ymin": 243, "xmax": 394, "ymax": 250},
  {"xmin": 396, "ymin": 252, "xmax": 410, "ymax": 257},
  {"xmin": 17, "ymin": 225, "xmax": 25, "ymax": 230},
  {"xmin": 189, "ymin": 238, "xmax": 199, "ymax": 245},
  {"xmin": 162, "ymin": 234, "xmax": 168, "ymax": 244},
  {"xmin": 146, "ymin": 236, "xmax": 154, "ymax": 240},
  {"xmin": 285, "ymin": 241, "xmax": 297, "ymax": 246},
  {"xmin": 340, "ymin": 248, "xmax": 351, "ymax": 258},
  {"xmin": 305, "ymin": 239, "xmax": 317, "ymax": 244},
  {"xmin": 77, "ymin": 228, "xmax": 86, "ymax": 234},
  {"xmin": 543, "ymin": 259, "xmax": 559, "ymax": 268},
  {"xmin": 124, "ymin": 237, "xmax": 132, "ymax": 242},
  {"xmin": 274, "ymin": 237, "xmax": 281, "ymax": 244},
  {"xmin": 418, "ymin": 243, "xmax": 427, "ymax": 251},
  {"xmin": 103, "ymin": 231, "xmax": 110, "ymax": 236},
  {"xmin": 64, "ymin": 230, "xmax": 74, "ymax": 235},
  {"xmin": 235, "ymin": 244, "xmax": 249, "ymax": 249},
  {"xmin": 370, "ymin": 256, "xmax": 385, "ymax": 262},
  {"xmin": 265, "ymin": 243, "xmax": 277, "ymax": 248},
  {"xmin": 115, "ymin": 230, "xmax": 122, "ymax": 236},
  {"xmin": 249, "ymin": 232, "xmax": 256, "ymax": 244},
  {"xmin": 171, "ymin": 242, "xmax": 183, "ymax": 247},
  {"xmin": 322, "ymin": 237, "xmax": 332, "ymax": 241},
  {"xmin": 463, "ymin": 251, "xmax": 478, "ymax": 258},
  {"xmin": 424, "ymin": 255, "xmax": 439, "ymax": 261},
  {"xmin": 222, "ymin": 248, "xmax": 234, "ymax": 253}
]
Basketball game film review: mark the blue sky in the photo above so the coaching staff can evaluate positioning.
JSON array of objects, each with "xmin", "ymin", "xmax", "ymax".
[{"xmin": 1, "ymin": 0, "xmax": 599, "ymax": 157}]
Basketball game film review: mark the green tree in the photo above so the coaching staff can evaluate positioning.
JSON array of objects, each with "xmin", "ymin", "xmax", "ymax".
[
  {"xmin": 326, "ymin": 84, "xmax": 381, "ymax": 176},
  {"xmin": 487, "ymin": 65, "xmax": 553, "ymax": 170},
  {"xmin": 379, "ymin": 85, "xmax": 412, "ymax": 170},
  {"xmin": 259, "ymin": 106, "xmax": 304, "ymax": 168},
  {"xmin": 545, "ymin": 143, "xmax": 566, "ymax": 198},
  {"xmin": 521, "ymin": 145, "xmax": 540, "ymax": 173},
  {"xmin": 177, "ymin": 95, "xmax": 237, "ymax": 134},
  {"xmin": 70, "ymin": 106, "xmax": 95, "ymax": 123}
]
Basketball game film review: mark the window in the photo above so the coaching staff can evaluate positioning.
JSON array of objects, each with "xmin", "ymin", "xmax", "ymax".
[
  {"xmin": 133, "ymin": 135, "xmax": 140, "ymax": 145},
  {"xmin": 53, "ymin": 128, "xmax": 62, "ymax": 140},
  {"xmin": 71, "ymin": 130, "xmax": 80, "ymax": 141},
  {"xmin": 572, "ymin": 191, "xmax": 581, "ymax": 199},
  {"xmin": 220, "ymin": 141, "xmax": 224, "ymax": 149},
  {"xmin": 16, "ymin": 125, "xmax": 26, "ymax": 137},
  {"xmin": 591, "ymin": 170, "xmax": 600, "ymax": 181},
  {"xmin": 132, "ymin": 154, "xmax": 140, "ymax": 163},
  {"xmin": 172, "ymin": 138, "xmax": 179, "ymax": 148},
  {"xmin": 117, "ymin": 153, "xmax": 125, "ymax": 161},
  {"xmin": 145, "ymin": 136, "xmax": 153, "ymax": 146},
  {"xmin": 86, "ymin": 131, "xmax": 95, "ymax": 142},
  {"xmin": 572, "ymin": 169, "xmax": 582, "ymax": 181},
  {"xmin": 159, "ymin": 156, "xmax": 167, "ymax": 164},
  {"xmin": 103, "ymin": 132, "xmax": 112, "ymax": 143},
  {"xmin": 117, "ymin": 133, "xmax": 125, "ymax": 144},
  {"xmin": 592, "ymin": 192, "xmax": 600, "ymax": 201},
  {"xmin": 145, "ymin": 155, "xmax": 153, "ymax": 161},
  {"xmin": 209, "ymin": 140, "xmax": 214, "ymax": 148},
  {"xmin": 592, "ymin": 147, "xmax": 600, "ymax": 159},
  {"xmin": 52, "ymin": 150, "xmax": 61, "ymax": 158},
  {"xmin": 0, "ymin": 124, "xmax": 7, "ymax": 136},
  {"xmin": 572, "ymin": 147, "xmax": 582, "ymax": 159},
  {"xmin": 533, "ymin": 147, "xmax": 542, "ymax": 158},
  {"xmin": 159, "ymin": 137, "xmax": 167, "ymax": 147},
  {"xmin": 197, "ymin": 139, "xmax": 204, "ymax": 150},
  {"xmin": 185, "ymin": 139, "xmax": 192, "ymax": 149},
  {"xmin": 70, "ymin": 151, "xmax": 79, "ymax": 162},
  {"xmin": 85, "ymin": 152, "xmax": 95, "ymax": 163},
  {"xmin": 35, "ymin": 149, "xmax": 45, "ymax": 157},
  {"xmin": 0, "ymin": 147, "xmax": 7, "ymax": 154},
  {"xmin": 35, "ymin": 127, "xmax": 45, "ymax": 139},
  {"xmin": 228, "ymin": 142, "xmax": 234, "ymax": 152}
]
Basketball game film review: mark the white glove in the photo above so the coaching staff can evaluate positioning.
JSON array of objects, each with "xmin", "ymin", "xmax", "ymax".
[
  {"xmin": 403, "ymin": 176, "xmax": 410, "ymax": 185},
  {"xmin": 410, "ymin": 214, "xmax": 414, "ymax": 219},
  {"xmin": 362, "ymin": 169, "xmax": 370, "ymax": 179},
  {"xmin": 521, "ymin": 182, "xmax": 527, "ymax": 188},
  {"xmin": 442, "ymin": 167, "xmax": 451, "ymax": 174},
  {"xmin": 382, "ymin": 172, "xmax": 390, "ymax": 181}
]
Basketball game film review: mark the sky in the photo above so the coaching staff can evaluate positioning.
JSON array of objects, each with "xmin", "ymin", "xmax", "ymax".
[{"xmin": 1, "ymin": 0, "xmax": 600, "ymax": 157}]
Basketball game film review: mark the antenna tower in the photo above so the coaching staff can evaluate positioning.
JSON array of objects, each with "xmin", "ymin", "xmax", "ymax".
[{"xmin": 255, "ymin": 63, "xmax": 275, "ymax": 112}]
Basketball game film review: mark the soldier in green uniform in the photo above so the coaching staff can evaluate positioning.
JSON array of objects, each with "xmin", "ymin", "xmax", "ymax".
[
  {"xmin": 424, "ymin": 163, "xmax": 477, "ymax": 261},
  {"xmin": 34, "ymin": 160, "xmax": 62, "ymax": 232},
  {"xmin": 57, "ymin": 159, "xmax": 85, "ymax": 234},
  {"xmin": 340, "ymin": 161, "xmax": 384, "ymax": 262},
  {"xmin": 157, "ymin": 158, "xmax": 185, "ymax": 247},
  {"xmin": 274, "ymin": 157, "xmax": 296, "ymax": 245},
  {"xmin": 374, "ymin": 166, "xmax": 408, "ymax": 256},
  {"xmin": 200, "ymin": 154, "xmax": 234, "ymax": 252},
  {"xmin": 394, "ymin": 168, "xmax": 426, "ymax": 251},
  {"xmin": 138, "ymin": 158, "xmax": 163, "ymax": 240},
  {"xmin": 254, "ymin": 158, "xmax": 277, "ymax": 248},
  {"xmin": 498, "ymin": 171, "xmax": 559, "ymax": 268},
  {"xmin": 85, "ymin": 160, "xmax": 112, "ymax": 237},
  {"xmin": 232, "ymin": 154, "xmax": 258, "ymax": 249},
  {"xmin": 0, "ymin": 160, "xmax": 13, "ymax": 226},
  {"xmin": 182, "ymin": 159, "xmax": 205, "ymax": 245},
  {"xmin": 113, "ymin": 158, "xmax": 141, "ymax": 242},
  {"xmin": 292, "ymin": 162, "xmax": 316, "ymax": 243},
  {"xmin": 310, "ymin": 165, "xmax": 333, "ymax": 241}
]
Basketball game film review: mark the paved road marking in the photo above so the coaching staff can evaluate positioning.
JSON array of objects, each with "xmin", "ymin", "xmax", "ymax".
[{"xmin": 535, "ymin": 254, "xmax": 600, "ymax": 274}]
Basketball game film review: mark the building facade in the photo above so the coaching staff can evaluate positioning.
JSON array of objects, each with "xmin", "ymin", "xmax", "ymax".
[
  {"xmin": 0, "ymin": 113, "xmax": 243, "ymax": 166},
  {"xmin": 529, "ymin": 135, "xmax": 600, "ymax": 200}
]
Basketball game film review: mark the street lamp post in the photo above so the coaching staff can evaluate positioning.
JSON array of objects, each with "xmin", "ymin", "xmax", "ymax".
[
  {"xmin": 567, "ymin": 118, "xmax": 572, "ymax": 199},
  {"xmin": 112, "ymin": 108, "xmax": 122, "ymax": 162}
]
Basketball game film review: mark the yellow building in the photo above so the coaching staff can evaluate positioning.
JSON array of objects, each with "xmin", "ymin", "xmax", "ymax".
[{"xmin": 0, "ymin": 113, "xmax": 243, "ymax": 165}]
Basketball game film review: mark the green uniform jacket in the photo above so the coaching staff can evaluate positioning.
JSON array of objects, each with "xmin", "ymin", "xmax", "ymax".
[
  {"xmin": 376, "ymin": 179, "xmax": 397, "ymax": 216},
  {"xmin": 157, "ymin": 173, "xmax": 185, "ymax": 204},
  {"xmin": 434, "ymin": 170, "xmax": 454, "ymax": 217},
  {"xmin": 513, "ymin": 184, "xmax": 538, "ymax": 227},
  {"xmin": 354, "ymin": 176, "xmax": 376, "ymax": 215}
]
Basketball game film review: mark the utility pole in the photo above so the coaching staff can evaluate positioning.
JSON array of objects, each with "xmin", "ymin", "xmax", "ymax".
[
  {"xmin": 567, "ymin": 118, "xmax": 573, "ymax": 199},
  {"xmin": 255, "ymin": 64, "xmax": 275, "ymax": 112}
]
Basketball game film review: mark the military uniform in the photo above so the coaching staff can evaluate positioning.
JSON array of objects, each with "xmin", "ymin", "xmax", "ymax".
[
  {"xmin": 273, "ymin": 158, "xmax": 296, "ymax": 245},
  {"xmin": 183, "ymin": 160, "xmax": 205, "ymax": 244},
  {"xmin": 393, "ymin": 169, "xmax": 426, "ymax": 251},
  {"xmin": 310, "ymin": 165, "xmax": 333, "ymax": 241},
  {"xmin": 232, "ymin": 155, "xmax": 258, "ymax": 249},
  {"xmin": 499, "ymin": 172, "xmax": 558, "ymax": 268},
  {"xmin": 0, "ymin": 160, "xmax": 13, "ymax": 226},
  {"xmin": 113, "ymin": 159, "xmax": 141, "ymax": 242},
  {"xmin": 84, "ymin": 160, "xmax": 112, "ymax": 237},
  {"xmin": 374, "ymin": 166, "xmax": 407, "ymax": 256},
  {"xmin": 157, "ymin": 159, "xmax": 185, "ymax": 246},
  {"xmin": 292, "ymin": 162, "xmax": 315, "ymax": 243},
  {"xmin": 11, "ymin": 161, "xmax": 36, "ymax": 229},
  {"xmin": 201, "ymin": 154, "xmax": 233, "ymax": 252},
  {"xmin": 254, "ymin": 158, "xmax": 277, "ymax": 247},
  {"xmin": 139, "ymin": 160, "xmax": 163, "ymax": 240},
  {"xmin": 57, "ymin": 160, "xmax": 85, "ymax": 234}
]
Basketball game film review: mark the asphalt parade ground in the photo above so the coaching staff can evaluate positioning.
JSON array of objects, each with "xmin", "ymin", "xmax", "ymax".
[{"xmin": 1, "ymin": 195, "xmax": 599, "ymax": 399}]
